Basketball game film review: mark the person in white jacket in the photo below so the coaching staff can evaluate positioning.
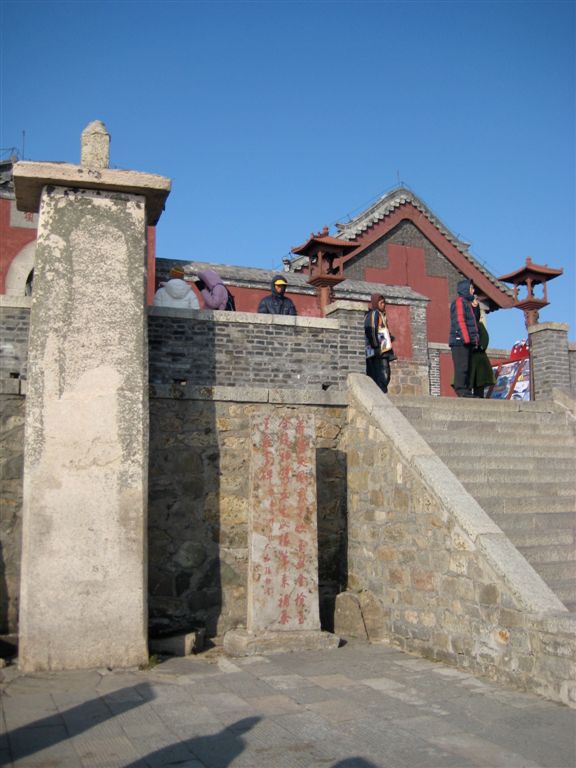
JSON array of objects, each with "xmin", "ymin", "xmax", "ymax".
[{"xmin": 153, "ymin": 266, "xmax": 200, "ymax": 309}]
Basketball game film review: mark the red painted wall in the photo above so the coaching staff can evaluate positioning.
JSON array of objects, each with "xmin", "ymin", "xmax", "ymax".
[
  {"xmin": 365, "ymin": 244, "xmax": 451, "ymax": 344},
  {"xmin": 221, "ymin": 286, "xmax": 320, "ymax": 317},
  {"xmin": 0, "ymin": 198, "xmax": 37, "ymax": 293}
]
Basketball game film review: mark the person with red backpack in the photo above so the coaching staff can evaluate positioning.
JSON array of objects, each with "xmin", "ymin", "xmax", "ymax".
[{"xmin": 449, "ymin": 279, "xmax": 479, "ymax": 397}]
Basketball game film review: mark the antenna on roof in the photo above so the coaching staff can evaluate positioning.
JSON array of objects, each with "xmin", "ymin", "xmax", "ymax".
[{"xmin": 22, "ymin": 130, "xmax": 26, "ymax": 160}]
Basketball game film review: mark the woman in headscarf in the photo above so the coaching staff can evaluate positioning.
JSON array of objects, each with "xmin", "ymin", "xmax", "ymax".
[
  {"xmin": 469, "ymin": 297, "xmax": 496, "ymax": 397},
  {"xmin": 364, "ymin": 293, "xmax": 396, "ymax": 393},
  {"xmin": 194, "ymin": 269, "xmax": 230, "ymax": 310}
]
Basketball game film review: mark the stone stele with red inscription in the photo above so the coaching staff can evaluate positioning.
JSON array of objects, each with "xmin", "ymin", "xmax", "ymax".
[{"xmin": 223, "ymin": 413, "xmax": 340, "ymax": 656}]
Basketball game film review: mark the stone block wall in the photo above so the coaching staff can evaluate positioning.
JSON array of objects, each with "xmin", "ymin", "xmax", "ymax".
[
  {"xmin": 0, "ymin": 302, "xmax": 30, "ymax": 380},
  {"xmin": 0, "ymin": 387, "xmax": 347, "ymax": 639},
  {"xmin": 0, "ymin": 393, "xmax": 24, "ymax": 634},
  {"xmin": 148, "ymin": 388, "xmax": 347, "ymax": 638},
  {"xmin": 341, "ymin": 374, "xmax": 575, "ymax": 706}
]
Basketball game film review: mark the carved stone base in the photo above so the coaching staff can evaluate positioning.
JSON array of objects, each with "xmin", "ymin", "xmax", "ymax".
[{"xmin": 223, "ymin": 629, "xmax": 340, "ymax": 657}]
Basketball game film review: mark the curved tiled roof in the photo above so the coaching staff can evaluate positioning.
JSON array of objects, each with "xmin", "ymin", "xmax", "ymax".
[
  {"xmin": 156, "ymin": 259, "xmax": 424, "ymax": 301},
  {"xmin": 333, "ymin": 186, "xmax": 513, "ymax": 298}
]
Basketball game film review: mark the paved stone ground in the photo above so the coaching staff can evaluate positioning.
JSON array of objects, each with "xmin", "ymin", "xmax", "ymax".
[{"xmin": 0, "ymin": 639, "xmax": 574, "ymax": 768}]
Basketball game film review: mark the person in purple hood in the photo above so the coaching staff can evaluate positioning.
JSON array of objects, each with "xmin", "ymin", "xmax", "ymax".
[{"xmin": 195, "ymin": 269, "xmax": 229, "ymax": 310}]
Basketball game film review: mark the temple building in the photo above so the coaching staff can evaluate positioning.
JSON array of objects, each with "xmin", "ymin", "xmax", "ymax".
[{"xmin": 1, "ymin": 157, "xmax": 523, "ymax": 394}]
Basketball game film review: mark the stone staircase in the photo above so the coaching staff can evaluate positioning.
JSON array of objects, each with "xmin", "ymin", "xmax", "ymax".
[{"xmin": 391, "ymin": 396, "xmax": 576, "ymax": 612}]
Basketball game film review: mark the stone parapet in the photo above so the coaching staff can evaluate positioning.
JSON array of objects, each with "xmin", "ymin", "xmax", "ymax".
[
  {"xmin": 529, "ymin": 322, "xmax": 571, "ymax": 400},
  {"xmin": 148, "ymin": 308, "xmax": 364, "ymax": 391}
]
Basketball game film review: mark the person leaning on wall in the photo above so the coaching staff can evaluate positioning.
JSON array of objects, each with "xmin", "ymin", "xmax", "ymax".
[
  {"xmin": 258, "ymin": 275, "xmax": 297, "ymax": 315},
  {"xmin": 364, "ymin": 293, "xmax": 397, "ymax": 394}
]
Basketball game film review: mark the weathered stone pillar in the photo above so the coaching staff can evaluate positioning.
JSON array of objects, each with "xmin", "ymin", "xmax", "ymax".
[
  {"xmin": 224, "ymin": 413, "xmax": 339, "ymax": 655},
  {"xmin": 528, "ymin": 322, "xmax": 571, "ymax": 400},
  {"xmin": 13, "ymin": 123, "xmax": 170, "ymax": 671}
]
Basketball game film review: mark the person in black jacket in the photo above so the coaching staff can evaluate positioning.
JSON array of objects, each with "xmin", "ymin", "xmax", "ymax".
[
  {"xmin": 258, "ymin": 275, "xmax": 297, "ymax": 315},
  {"xmin": 449, "ymin": 279, "xmax": 479, "ymax": 397}
]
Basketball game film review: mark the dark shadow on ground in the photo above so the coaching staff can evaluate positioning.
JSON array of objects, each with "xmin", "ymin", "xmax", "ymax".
[
  {"xmin": 1, "ymin": 683, "xmax": 154, "ymax": 764},
  {"xmin": 123, "ymin": 715, "xmax": 261, "ymax": 768}
]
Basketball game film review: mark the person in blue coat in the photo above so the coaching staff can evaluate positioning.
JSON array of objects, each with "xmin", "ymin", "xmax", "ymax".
[{"xmin": 449, "ymin": 279, "xmax": 479, "ymax": 397}]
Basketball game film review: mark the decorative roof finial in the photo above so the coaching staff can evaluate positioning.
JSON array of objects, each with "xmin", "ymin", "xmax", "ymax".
[{"xmin": 81, "ymin": 120, "xmax": 110, "ymax": 169}]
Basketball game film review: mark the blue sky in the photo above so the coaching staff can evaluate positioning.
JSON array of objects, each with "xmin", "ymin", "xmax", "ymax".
[{"xmin": 1, "ymin": 0, "xmax": 574, "ymax": 349}]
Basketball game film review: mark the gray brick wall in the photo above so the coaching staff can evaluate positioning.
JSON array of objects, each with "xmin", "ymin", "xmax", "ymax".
[{"xmin": 149, "ymin": 308, "xmax": 366, "ymax": 390}]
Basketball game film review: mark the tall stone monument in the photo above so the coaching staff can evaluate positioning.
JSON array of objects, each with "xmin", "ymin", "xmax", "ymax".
[
  {"xmin": 13, "ymin": 122, "xmax": 170, "ymax": 671},
  {"xmin": 224, "ymin": 413, "xmax": 339, "ymax": 655}
]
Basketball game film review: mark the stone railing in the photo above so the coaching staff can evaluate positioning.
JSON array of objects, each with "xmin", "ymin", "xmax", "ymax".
[{"xmin": 338, "ymin": 373, "xmax": 575, "ymax": 707}]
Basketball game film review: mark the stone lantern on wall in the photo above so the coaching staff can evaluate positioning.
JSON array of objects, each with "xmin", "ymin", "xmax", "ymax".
[
  {"xmin": 291, "ymin": 226, "xmax": 358, "ymax": 312},
  {"xmin": 499, "ymin": 257, "xmax": 563, "ymax": 330}
]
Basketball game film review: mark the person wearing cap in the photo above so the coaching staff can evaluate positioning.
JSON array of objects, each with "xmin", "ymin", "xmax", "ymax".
[
  {"xmin": 257, "ymin": 275, "xmax": 297, "ymax": 315},
  {"xmin": 153, "ymin": 266, "xmax": 200, "ymax": 309}
]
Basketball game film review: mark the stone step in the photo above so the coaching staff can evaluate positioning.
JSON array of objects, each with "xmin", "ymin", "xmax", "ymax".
[
  {"xmin": 441, "ymin": 455, "xmax": 575, "ymax": 473},
  {"xmin": 551, "ymin": 580, "xmax": 576, "ymax": 608},
  {"xmin": 508, "ymin": 529, "xmax": 575, "ymax": 548},
  {"xmin": 423, "ymin": 442, "xmax": 576, "ymax": 460},
  {"xmin": 481, "ymin": 496, "xmax": 576, "ymax": 514},
  {"xmin": 452, "ymin": 465, "xmax": 572, "ymax": 484},
  {"xmin": 491, "ymin": 512, "xmax": 576, "ymax": 531},
  {"xmin": 420, "ymin": 429, "xmax": 575, "ymax": 448},
  {"xmin": 531, "ymin": 560, "xmax": 576, "ymax": 583},
  {"xmin": 517, "ymin": 544, "xmax": 576, "ymax": 565},
  {"xmin": 392, "ymin": 395, "xmax": 566, "ymax": 416},
  {"xmin": 463, "ymin": 480, "xmax": 575, "ymax": 499},
  {"xmin": 396, "ymin": 403, "xmax": 571, "ymax": 427},
  {"xmin": 413, "ymin": 420, "xmax": 575, "ymax": 440}
]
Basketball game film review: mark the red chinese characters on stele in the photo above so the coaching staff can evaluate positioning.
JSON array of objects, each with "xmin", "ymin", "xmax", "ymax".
[{"xmin": 248, "ymin": 413, "xmax": 321, "ymax": 633}]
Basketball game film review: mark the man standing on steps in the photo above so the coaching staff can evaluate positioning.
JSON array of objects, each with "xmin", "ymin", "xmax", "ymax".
[{"xmin": 449, "ymin": 279, "xmax": 479, "ymax": 397}]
